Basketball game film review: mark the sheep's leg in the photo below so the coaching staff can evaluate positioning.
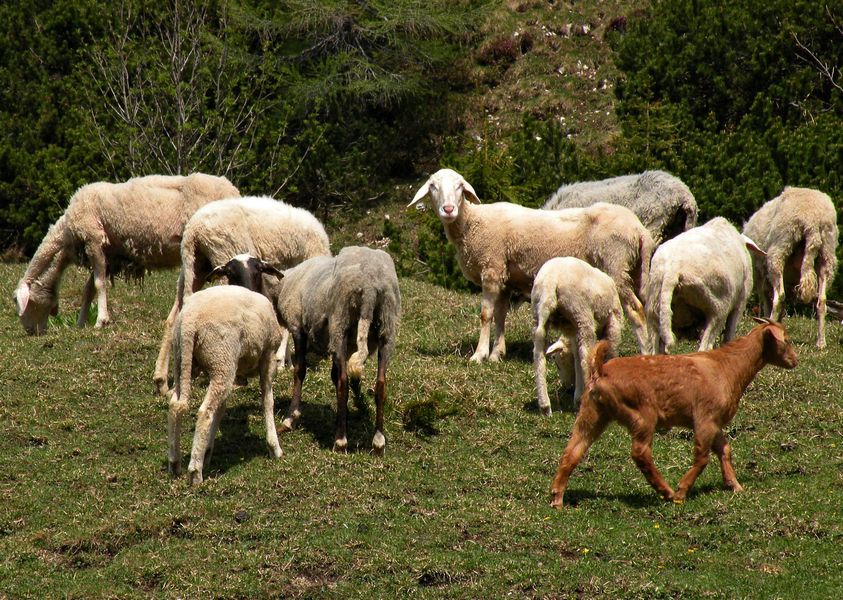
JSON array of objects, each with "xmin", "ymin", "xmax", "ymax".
[
  {"xmin": 673, "ymin": 423, "xmax": 718, "ymax": 502},
  {"xmin": 698, "ymin": 315, "xmax": 725, "ymax": 352},
  {"xmin": 167, "ymin": 390, "xmax": 189, "ymax": 477},
  {"xmin": 816, "ymin": 271, "xmax": 828, "ymax": 349},
  {"xmin": 260, "ymin": 352, "xmax": 282, "ymax": 459},
  {"xmin": 574, "ymin": 329, "xmax": 596, "ymax": 406},
  {"xmin": 630, "ymin": 430, "xmax": 674, "ymax": 500},
  {"xmin": 769, "ymin": 271, "xmax": 785, "ymax": 321},
  {"xmin": 332, "ymin": 350, "xmax": 349, "ymax": 453},
  {"xmin": 187, "ymin": 379, "xmax": 231, "ymax": 486},
  {"xmin": 550, "ymin": 397, "xmax": 610, "ymax": 508},
  {"xmin": 371, "ymin": 343, "xmax": 388, "ymax": 456},
  {"xmin": 77, "ymin": 273, "xmax": 96, "ymax": 327},
  {"xmin": 88, "ymin": 245, "xmax": 111, "ymax": 328},
  {"xmin": 723, "ymin": 306, "xmax": 742, "ymax": 345},
  {"xmin": 282, "ymin": 334, "xmax": 307, "ymax": 432},
  {"xmin": 275, "ymin": 327, "xmax": 292, "ymax": 369},
  {"xmin": 619, "ymin": 289, "xmax": 650, "ymax": 354},
  {"xmin": 711, "ymin": 430, "xmax": 743, "ymax": 493},
  {"xmin": 533, "ymin": 318, "xmax": 552, "ymax": 417},
  {"xmin": 470, "ymin": 288, "xmax": 497, "ymax": 363},
  {"xmin": 154, "ymin": 273, "xmax": 185, "ymax": 396},
  {"xmin": 489, "ymin": 289, "xmax": 511, "ymax": 362}
]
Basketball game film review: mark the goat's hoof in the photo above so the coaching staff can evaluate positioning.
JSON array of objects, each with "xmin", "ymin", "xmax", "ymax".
[{"xmin": 550, "ymin": 492, "xmax": 564, "ymax": 510}]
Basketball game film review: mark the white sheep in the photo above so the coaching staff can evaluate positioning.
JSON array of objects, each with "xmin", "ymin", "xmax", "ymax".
[
  {"xmin": 543, "ymin": 170, "xmax": 698, "ymax": 243},
  {"xmin": 12, "ymin": 173, "xmax": 239, "ymax": 335},
  {"xmin": 153, "ymin": 196, "xmax": 331, "ymax": 396},
  {"xmin": 214, "ymin": 246, "xmax": 401, "ymax": 454},
  {"xmin": 532, "ymin": 257, "xmax": 623, "ymax": 416},
  {"xmin": 646, "ymin": 217, "xmax": 764, "ymax": 353},
  {"xmin": 742, "ymin": 187, "xmax": 838, "ymax": 349},
  {"xmin": 167, "ymin": 285, "xmax": 284, "ymax": 485},
  {"xmin": 409, "ymin": 168, "xmax": 654, "ymax": 361}
]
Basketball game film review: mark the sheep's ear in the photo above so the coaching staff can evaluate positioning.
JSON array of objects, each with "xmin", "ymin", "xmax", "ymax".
[
  {"xmin": 460, "ymin": 178, "xmax": 481, "ymax": 204},
  {"xmin": 408, "ymin": 179, "xmax": 431, "ymax": 208},
  {"xmin": 209, "ymin": 264, "xmax": 230, "ymax": 281},
  {"xmin": 742, "ymin": 235, "xmax": 766, "ymax": 256},
  {"xmin": 257, "ymin": 261, "xmax": 284, "ymax": 279},
  {"xmin": 15, "ymin": 283, "xmax": 30, "ymax": 315}
]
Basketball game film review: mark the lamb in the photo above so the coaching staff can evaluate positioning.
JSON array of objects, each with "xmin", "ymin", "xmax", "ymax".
[
  {"xmin": 409, "ymin": 168, "xmax": 655, "ymax": 360},
  {"xmin": 543, "ymin": 170, "xmax": 698, "ymax": 243},
  {"xmin": 12, "ymin": 173, "xmax": 239, "ymax": 335},
  {"xmin": 153, "ymin": 196, "xmax": 331, "ymax": 396},
  {"xmin": 549, "ymin": 318, "xmax": 798, "ymax": 508},
  {"xmin": 645, "ymin": 217, "xmax": 765, "ymax": 353},
  {"xmin": 531, "ymin": 257, "xmax": 623, "ymax": 416},
  {"xmin": 213, "ymin": 246, "xmax": 401, "ymax": 454},
  {"xmin": 742, "ymin": 187, "xmax": 838, "ymax": 348},
  {"xmin": 167, "ymin": 285, "xmax": 284, "ymax": 485}
]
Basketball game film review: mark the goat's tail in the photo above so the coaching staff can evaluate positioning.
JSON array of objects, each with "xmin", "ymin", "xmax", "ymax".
[
  {"xmin": 797, "ymin": 225, "xmax": 823, "ymax": 303},
  {"xmin": 589, "ymin": 340, "xmax": 611, "ymax": 380}
]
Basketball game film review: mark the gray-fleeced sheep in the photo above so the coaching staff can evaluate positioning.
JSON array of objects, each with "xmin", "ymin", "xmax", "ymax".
[
  {"xmin": 532, "ymin": 257, "xmax": 623, "ymax": 416},
  {"xmin": 646, "ymin": 217, "xmax": 764, "ymax": 353},
  {"xmin": 167, "ymin": 285, "xmax": 284, "ymax": 485},
  {"xmin": 12, "ymin": 173, "xmax": 239, "ymax": 335},
  {"xmin": 543, "ymin": 170, "xmax": 698, "ymax": 244},
  {"xmin": 409, "ymin": 168, "xmax": 654, "ymax": 360},
  {"xmin": 153, "ymin": 196, "xmax": 330, "ymax": 395},
  {"xmin": 215, "ymin": 246, "xmax": 401, "ymax": 454},
  {"xmin": 742, "ymin": 187, "xmax": 838, "ymax": 348}
]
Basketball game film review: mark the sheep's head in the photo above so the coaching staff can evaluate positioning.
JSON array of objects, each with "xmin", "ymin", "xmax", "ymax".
[
  {"xmin": 408, "ymin": 168, "xmax": 480, "ymax": 223},
  {"xmin": 209, "ymin": 254, "xmax": 284, "ymax": 294},
  {"xmin": 14, "ymin": 279, "xmax": 58, "ymax": 335}
]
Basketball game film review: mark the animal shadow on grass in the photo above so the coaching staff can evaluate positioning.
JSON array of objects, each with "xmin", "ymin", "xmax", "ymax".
[
  {"xmin": 415, "ymin": 337, "xmax": 533, "ymax": 364},
  {"xmin": 562, "ymin": 480, "xmax": 726, "ymax": 508},
  {"xmin": 522, "ymin": 385, "xmax": 580, "ymax": 416}
]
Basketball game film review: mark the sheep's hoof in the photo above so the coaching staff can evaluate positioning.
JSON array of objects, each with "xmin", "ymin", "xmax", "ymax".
[
  {"xmin": 168, "ymin": 461, "xmax": 181, "ymax": 477},
  {"xmin": 94, "ymin": 317, "xmax": 111, "ymax": 329},
  {"xmin": 539, "ymin": 405, "xmax": 552, "ymax": 417},
  {"xmin": 372, "ymin": 432, "xmax": 385, "ymax": 456},
  {"xmin": 280, "ymin": 417, "xmax": 296, "ymax": 432},
  {"xmin": 333, "ymin": 437, "xmax": 348, "ymax": 453},
  {"xmin": 188, "ymin": 470, "xmax": 203, "ymax": 486},
  {"xmin": 267, "ymin": 443, "xmax": 283, "ymax": 459},
  {"xmin": 154, "ymin": 378, "xmax": 170, "ymax": 397},
  {"xmin": 468, "ymin": 352, "xmax": 487, "ymax": 363}
]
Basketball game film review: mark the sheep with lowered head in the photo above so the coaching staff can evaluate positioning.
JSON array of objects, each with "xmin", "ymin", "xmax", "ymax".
[
  {"xmin": 167, "ymin": 285, "xmax": 284, "ymax": 485},
  {"xmin": 13, "ymin": 173, "xmax": 239, "ymax": 335},
  {"xmin": 543, "ymin": 170, "xmax": 698, "ymax": 243},
  {"xmin": 212, "ymin": 246, "xmax": 401, "ymax": 455},
  {"xmin": 153, "ymin": 196, "xmax": 330, "ymax": 396},
  {"xmin": 409, "ymin": 168, "xmax": 654, "ymax": 360},
  {"xmin": 646, "ymin": 217, "xmax": 765, "ymax": 353},
  {"xmin": 742, "ymin": 186, "xmax": 838, "ymax": 348},
  {"xmin": 532, "ymin": 256, "xmax": 623, "ymax": 416}
]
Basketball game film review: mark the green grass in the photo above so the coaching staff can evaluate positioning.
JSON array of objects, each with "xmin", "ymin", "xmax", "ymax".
[{"xmin": 1, "ymin": 263, "xmax": 842, "ymax": 598}]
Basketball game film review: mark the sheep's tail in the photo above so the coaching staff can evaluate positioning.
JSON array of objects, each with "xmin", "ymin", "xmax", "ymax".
[
  {"xmin": 348, "ymin": 288, "xmax": 377, "ymax": 380},
  {"xmin": 797, "ymin": 226, "xmax": 823, "ymax": 303},
  {"xmin": 173, "ymin": 318, "xmax": 195, "ymax": 407},
  {"xmin": 589, "ymin": 340, "xmax": 611, "ymax": 380}
]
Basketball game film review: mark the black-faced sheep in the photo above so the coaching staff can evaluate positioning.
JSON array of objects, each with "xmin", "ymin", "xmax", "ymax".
[
  {"xmin": 409, "ymin": 168, "xmax": 654, "ymax": 360},
  {"xmin": 167, "ymin": 285, "xmax": 284, "ymax": 485},
  {"xmin": 153, "ymin": 196, "xmax": 330, "ymax": 396},
  {"xmin": 12, "ymin": 173, "xmax": 239, "ymax": 335},
  {"xmin": 543, "ymin": 170, "xmax": 698, "ymax": 244},
  {"xmin": 214, "ymin": 246, "xmax": 401, "ymax": 455},
  {"xmin": 742, "ymin": 187, "xmax": 838, "ymax": 349}
]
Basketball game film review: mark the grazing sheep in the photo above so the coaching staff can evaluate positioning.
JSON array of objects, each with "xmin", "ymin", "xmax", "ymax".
[
  {"xmin": 646, "ymin": 217, "xmax": 765, "ymax": 353},
  {"xmin": 549, "ymin": 318, "xmax": 798, "ymax": 508},
  {"xmin": 544, "ymin": 170, "xmax": 698, "ymax": 243},
  {"xmin": 167, "ymin": 285, "xmax": 284, "ymax": 485},
  {"xmin": 532, "ymin": 257, "xmax": 623, "ymax": 416},
  {"xmin": 742, "ymin": 187, "xmax": 838, "ymax": 348},
  {"xmin": 153, "ymin": 196, "xmax": 331, "ymax": 396},
  {"xmin": 213, "ymin": 246, "xmax": 401, "ymax": 454},
  {"xmin": 12, "ymin": 173, "xmax": 239, "ymax": 335},
  {"xmin": 409, "ymin": 168, "xmax": 654, "ymax": 360}
]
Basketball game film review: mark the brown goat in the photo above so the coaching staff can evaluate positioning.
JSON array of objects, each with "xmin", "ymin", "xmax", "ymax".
[{"xmin": 549, "ymin": 318, "xmax": 798, "ymax": 508}]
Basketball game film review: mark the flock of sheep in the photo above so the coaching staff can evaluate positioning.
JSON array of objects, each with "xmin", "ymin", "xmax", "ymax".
[{"xmin": 10, "ymin": 168, "xmax": 837, "ymax": 505}]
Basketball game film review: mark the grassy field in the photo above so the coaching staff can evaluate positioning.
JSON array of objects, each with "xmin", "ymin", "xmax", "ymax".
[{"xmin": 1, "ymin": 262, "xmax": 842, "ymax": 598}]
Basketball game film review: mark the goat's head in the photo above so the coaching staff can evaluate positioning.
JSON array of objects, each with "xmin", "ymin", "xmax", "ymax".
[
  {"xmin": 14, "ymin": 279, "xmax": 58, "ymax": 335},
  {"xmin": 209, "ymin": 254, "xmax": 283, "ymax": 294},
  {"xmin": 408, "ymin": 168, "xmax": 480, "ymax": 223},
  {"xmin": 753, "ymin": 317, "xmax": 798, "ymax": 369}
]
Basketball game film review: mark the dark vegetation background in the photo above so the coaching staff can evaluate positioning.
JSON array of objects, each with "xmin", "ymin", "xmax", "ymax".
[{"xmin": 1, "ymin": 0, "xmax": 841, "ymax": 292}]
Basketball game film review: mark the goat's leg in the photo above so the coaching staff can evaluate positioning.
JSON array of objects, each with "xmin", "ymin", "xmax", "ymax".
[
  {"xmin": 489, "ymin": 289, "xmax": 511, "ymax": 362},
  {"xmin": 673, "ymin": 423, "xmax": 718, "ymax": 501},
  {"xmin": 77, "ymin": 273, "xmax": 96, "ymax": 327},
  {"xmin": 333, "ymin": 350, "xmax": 349, "ymax": 452},
  {"xmin": 282, "ymin": 334, "xmax": 308, "ymax": 431},
  {"xmin": 550, "ymin": 399, "xmax": 610, "ymax": 508},
  {"xmin": 816, "ymin": 270, "xmax": 828, "ymax": 349},
  {"xmin": 711, "ymin": 430, "xmax": 743, "ymax": 492},
  {"xmin": 470, "ymin": 287, "xmax": 498, "ymax": 363},
  {"xmin": 187, "ymin": 379, "xmax": 230, "ymax": 486},
  {"xmin": 371, "ymin": 343, "xmax": 388, "ymax": 456},
  {"xmin": 630, "ymin": 433, "xmax": 674, "ymax": 500},
  {"xmin": 260, "ymin": 352, "xmax": 282, "ymax": 459}
]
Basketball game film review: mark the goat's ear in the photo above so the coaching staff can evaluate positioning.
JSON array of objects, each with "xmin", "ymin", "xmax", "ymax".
[
  {"xmin": 741, "ymin": 235, "xmax": 766, "ymax": 256},
  {"xmin": 15, "ymin": 283, "xmax": 30, "ymax": 315},
  {"xmin": 752, "ymin": 316, "xmax": 776, "ymax": 326},
  {"xmin": 209, "ymin": 264, "xmax": 230, "ymax": 281},
  {"xmin": 460, "ymin": 178, "xmax": 481, "ymax": 204},
  {"xmin": 408, "ymin": 178, "xmax": 431, "ymax": 208},
  {"xmin": 257, "ymin": 261, "xmax": 284, "ymax": 279},
  {"xmin": 545, "ymin": 339, "xmax": 568, "ymax": 355}
]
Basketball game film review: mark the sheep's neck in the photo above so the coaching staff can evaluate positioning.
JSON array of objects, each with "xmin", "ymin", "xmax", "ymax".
[
  {"xmin": 24, "ymin": 216, "xmax": 71, "ymax": 285},
  {"xmin": 441, "ymin": 202, "xmax": 477, "ymax": 251},
  {"xmin": 708, "ymin": 328, "xmax": 767, "ymax": 400}
]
